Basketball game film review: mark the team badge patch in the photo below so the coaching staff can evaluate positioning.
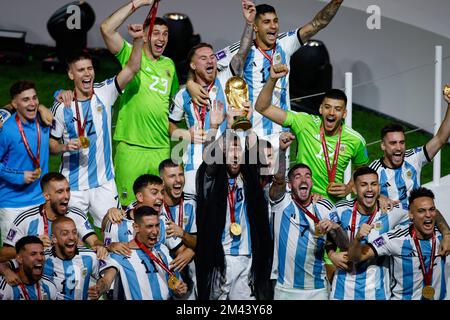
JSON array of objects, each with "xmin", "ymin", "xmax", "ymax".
[
  {"xmin": 104, "ymin": 238, "xmax": 112, "ymax": 247},
  {"xmin": 288, "ymin": 30, "xmax": 296, "ymax": 36},
  {"xmin": 85, "ymin": 220, "xmax": 93, "ymax": 230},
  {"xmin": 215, "ymin": 50, "xmax": 227, "ymax": 61},
  {"xmin": 6, "ymin": 229, "xmax": 16, "ymax": 241},
  {"xmin": 166, "ymin": 70, "xmax": 171, "ymax": 77},
  {"xmin": 99, "ymin": 259, "xmax": 107, "ymax": 268},
  {"xmin": 406, "ymin": 170, "xmax": 412, "ymax": 178},
  {"xmin": 340, "ymin": 144, "xmax": 346, "ymax": 152},
  {"xmin": 373, "ymin": 236, "xmax": 385, "ymax": 247}
]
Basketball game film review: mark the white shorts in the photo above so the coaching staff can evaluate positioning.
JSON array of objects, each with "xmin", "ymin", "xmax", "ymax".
[
  {"xmin": 274, "ymin": 282, "xmax": 330, "ymax": 300},
  {"xmin": 211, "ymin": 255, "xmax": 255, "ymax": 300},
  {"xmin": 69, "ymin": 180, "xmax": 119, "ymax": 228},
  {"xmin": 0, "ymin": 205, "xmax": 36, "ymax": 244}
]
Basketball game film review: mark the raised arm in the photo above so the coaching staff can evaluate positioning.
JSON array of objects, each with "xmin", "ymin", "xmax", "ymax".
[
  {"xmin": 298, "ymin": 0, "xmax": 344, "ymax": 44},
  {"xmin": 100, "ymin": 0, "xmax": 154, "ymax": 54},
  {"xmin": 116, "ymin": 24, "xmax": 145, "ymax": 90},
  {"xmin": 254, "ymin": 64, "xmax": 289, "ymax": 125},
  {"xmin": 347, "ymin": 223, "xmax": 376, "ymax": 262},
  {"xmin": 230, "ymin": 0, "xmax": 256, "ymax": 76},
  {"xmin": 425, "ymin": 89, "xmax": 450, "ymax": 160},
  {"xmin": 269, "ymin": 132, "xmax": 295, "ymax": 201}
]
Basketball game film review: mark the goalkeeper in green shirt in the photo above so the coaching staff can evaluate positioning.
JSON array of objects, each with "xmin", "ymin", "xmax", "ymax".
[
  {"xmin": 255, "ymin": 64, "xmax": 369, "ymax": 204},
  {"xmin": 101, "ymin": 0, "xmax": 179, "ymax": 206}
]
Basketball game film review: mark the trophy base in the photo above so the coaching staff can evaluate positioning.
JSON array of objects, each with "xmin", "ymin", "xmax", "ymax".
[{"xmin": 232, "ymin": 117, "xmax": 252, "ymax": 131}]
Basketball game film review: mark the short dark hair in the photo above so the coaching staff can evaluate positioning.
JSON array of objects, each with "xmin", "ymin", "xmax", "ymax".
[
  {"xmin": 65, "ymin": 51, "xmax": 92, "ymax": 69},
  {"xmin": 10, "ymin": 81, "xmax": 36, "ymax": 99},
  {"xmin": 158, "ymin": 158, "xmax": 182, "ymax": 175},
  {"xmin": 134, "ymin": 205, "xmax": 159, "ymax": 224},
  {"xmin": 133, "ymin": 174, "xmax": 163, "ymax": 196},
  {"xmin": 144, "ymin": 16, "xmax": 168, "ymax": 30},
  {"xmin": 187, "ymin": 42, "xmax": 214, "ymax": 66},
  {"xmin": 256, "ymin": 4, "xmax": 276, "ymax": 19},
  {"xmin": 40, "ymin": 172, "xmax": 66, "ymax": 191},
  {"xmin": 288, "ymin": 163, "xmax": 312, "ymax": 181},
  {"xmin": 323, "ymin": 89, "xmax": 347, "ymax": 106},
  {"xmin": 381, "ymin": 123, "xmax": 405, "ymax": 140},
  {"xmin": 15, "ymin": 235, "xmax": 43, "ymax": 253},
  {"xmin": 353, "ymin": 166, "xmax": 378, "ymax": 182},
  {"xmin": 409, "ymin": 187, "xmax": 435, "ymax": 209}
]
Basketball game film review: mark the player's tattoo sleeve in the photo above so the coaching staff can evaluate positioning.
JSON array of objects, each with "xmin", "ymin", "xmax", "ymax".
[
  {"xmin": 435, "ymin": 209, "xmax": 450, "ymax": 235},
  {"xmin": 231, "ymin": 22, "xmax": 254, "ymax": 76},
  {"xmin": 300, "ymin": 0, "xmax": 343, "ymax": 43}
]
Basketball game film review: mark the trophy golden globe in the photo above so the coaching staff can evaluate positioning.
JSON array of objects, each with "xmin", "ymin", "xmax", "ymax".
[{"xmin": 225, "ymin": 76, "xmax": 252, "ymax": 131}]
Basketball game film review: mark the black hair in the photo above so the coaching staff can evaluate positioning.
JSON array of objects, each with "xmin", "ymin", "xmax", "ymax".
[
  {"xmin": 132, "ymin": 174, "xmax": 163, "ymax": 196},
  {"xmin": 409, "ymin": 187, "xmax": 435, "ymax": 209},
  {"xmin": 256, "ymin": 4, "xmax": 276, "ymax": 18},
  {"xmin": 323, "ymin": 89, "xmax": 347, "ymax": 106},
  {"xmin": 352, "ymin": 166, "xmax": 378, "ymax": 182},
  {"xmin": 40, "ymin": 172, "xmax": 66, "ymax": 191},
  {"xmin": 158, "ymin": 158, "xmax": 182, "ymax": 175},
  {"xmin": 15, "ymin": 235, "xmax": 43, "ymax": 253},
  {"xmin": 133, "ymin": 205, "xmax": 159, "ymax": 224},
  {"xmin": 381, "ymin": 123, "xmax": 405, "ymax": 140},
  {"xmin": 10, "ymin": 81, "xmax": 36, "ymax": 99},
  {"xmin": 288, "ymin": 163, "xmax": 312, "ymax": 181}
]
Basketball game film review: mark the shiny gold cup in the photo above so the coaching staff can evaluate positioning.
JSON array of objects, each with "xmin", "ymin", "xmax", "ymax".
[{"xmin": 225, "ymin": 76, "xmax": 252, "ymax": 131}]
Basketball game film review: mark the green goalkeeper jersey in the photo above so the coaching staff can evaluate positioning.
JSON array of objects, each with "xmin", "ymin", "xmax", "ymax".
[
  {"xmin": 114, "ymin": 40, "xmax": 179, "ymax": 148},
  {"xmin": 283, "ymin": 111, "xmax": 369, "ymax": 203}
]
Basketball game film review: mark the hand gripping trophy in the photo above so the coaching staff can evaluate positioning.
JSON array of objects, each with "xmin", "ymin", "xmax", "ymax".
[{"xmin": 225, "ymin": 76, "xmax": 252, "ymax": 131}]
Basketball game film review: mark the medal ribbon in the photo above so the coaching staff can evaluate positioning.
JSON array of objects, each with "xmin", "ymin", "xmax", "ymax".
[
  {"xmin": 40, "ymin": 205, "xmax": 49, "ymax": 236},
  {"xmin": 163, "ymin": 196, "xmax": 184, "ymax": 227},
  {"xmin": 15, "ymin": 114, "xmax": 40, "ymax": 169},
  {"xmin": 227, "ymin": 179, "xmax": 238, "ymax": 224},
  {"xmin": 292, "ymin": 196, "xmax": 319, "ymax": 224},
  {"xmin": 192, "ymin": 81, "xmax": 215, "ymax": 130},
  {"xmin": 320, "ymin": 125, "xmax": 342, "ymax": 184},
  {"xmin": 412, "ymin": 227, "xmax": 436, "ymax": 287},
  {"xmin": 144, "ymin": 0, "xmax": 160, "ymax": 42},
  {"xmin": 134, "ymin": 237, "xmax": 175, "ymax": 277},
  {"xmin": 255, "ymin": 41, "xmax": 277, "ymax": 65},
  {"xmin": 17, "ymin": 272, "xmax": 41, "ymax": 301},
  {"xmin": 74, "ymin": 89, "xmax": 93, "ymax": 138},
  {"xmin": 350, "ymin": 201, "xmax": 378, "ymax": 242}
]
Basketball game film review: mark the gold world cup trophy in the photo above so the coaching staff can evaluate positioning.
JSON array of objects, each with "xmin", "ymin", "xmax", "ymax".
[{"xmin": 225, "ymin": 76, "xmax": 252, "ymax": 131}]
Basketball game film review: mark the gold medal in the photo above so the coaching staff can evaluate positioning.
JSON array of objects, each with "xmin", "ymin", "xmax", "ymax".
[
  {"xmin": 79, "ymin": 136, "xmax": 90, "ymax": 149},
  {"xmin": 422, "ymin": 285, "xmax": 435, "ymax": 300},
  {"xmin": 35, "ymin": 167, "xmax": 41, "ymax": 178},
  {"xmin": 168, "ymin": 274, "xmax": 179, "ymax": 291},
  {"xmin": 97, "ymin": 105, "xmax": 102, "ymax": 112},
  {"xmin": 230, "ymin": 222, "xmax": 242, "ymax": 236},
  {"xmin": 315, "ymin": 224, "xmax": 323, "ymax": 236}
]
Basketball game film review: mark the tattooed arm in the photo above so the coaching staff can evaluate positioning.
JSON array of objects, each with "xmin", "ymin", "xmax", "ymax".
[{"xmin": 298, "ymin": 0, "xmax": 344, "ymax": 44}]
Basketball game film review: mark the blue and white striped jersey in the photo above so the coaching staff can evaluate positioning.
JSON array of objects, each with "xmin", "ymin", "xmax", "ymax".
[
  {"xmin": 103, "ymin": 204, "xmax": 182, "ymax": 250},
  {"xmin": 222, "ymin": 175, "xmax": 251, "ymax": 256},
  {"xmin": 43, "ymin": 246, "xmax": 100, "ymax": 300},
  {"xmin": 330, "ymin": 199, "xmax": 409, "ymax": 300},
  {"xmin": 160, "ymin": 193, "xmax": 197, "ymax": 234},
  {"xmin": 51, "ymin": 77, "xmax": 121, "ymax": 191},
  {"xmin": 216, "ymin": 30, "xmax": 302, "ymax": 136},
  {"xmin": 169, "ymin": 68, "xmax": 232, "ymax": 187},
  {"xmin": 100, "ymin": 245, "xmax": 178, "ymax": 300},
  {"xmin": 370, "ymin": 146, "xmax": 430, "ymax": 210},
  {"xmin": 0, "ymin": 275, "xmax": 57, "ymax": 300},
  {"xmin": 4, "ymin": 204, "xmax": 95, "ymax": 246},
  {"xmin": 371, "ymin": 225, "xmax": 447, "ymax": 300},
  {"xmin": 271, "ymin": 193, "xmax": 337, "ymax": 290}
]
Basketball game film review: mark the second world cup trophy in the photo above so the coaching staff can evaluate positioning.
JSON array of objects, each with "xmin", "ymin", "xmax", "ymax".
[{"xmin": 225, "ymin": 76, "xmax": 252, "ymax": 131}]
